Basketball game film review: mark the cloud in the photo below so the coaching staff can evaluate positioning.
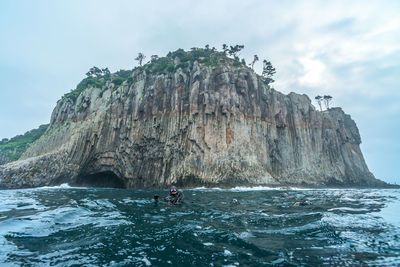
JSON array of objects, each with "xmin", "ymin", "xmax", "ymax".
[
  {"xmin": 366, "ymin": 17, "xmax": 400, "ymax": 38},
  {"xmin": 298, "ymin": 56, "xmax": 331, "ymax": 88}
]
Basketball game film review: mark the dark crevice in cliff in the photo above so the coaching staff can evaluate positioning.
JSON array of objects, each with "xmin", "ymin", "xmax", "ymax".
[
  {"xmin": 73, "ymin": 171, "xmax": 126, "ymax": 188},
  {"xmin": 175, "ymin": 175, "xmax": 208, "ymax": 188}
]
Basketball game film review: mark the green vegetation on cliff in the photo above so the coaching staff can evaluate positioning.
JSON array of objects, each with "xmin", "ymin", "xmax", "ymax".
[
  {"xmin": 63, "ymin": 68, "xmax": 134, "ymax": 102},
  {"xmin": 144, "ymin": 46, "xmax": 247, "ymax": 75},
  {"xmin": 63, "ymin": 45, "xmax": 276, "ymax": 103},
  {"xmin": 0, "ymin": 124, "xmax": 49, "ymax": 164}
]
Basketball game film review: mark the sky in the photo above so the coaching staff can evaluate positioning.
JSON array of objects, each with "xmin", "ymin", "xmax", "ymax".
[{"xmin": 0, "ymin": 0, "xmax": 399, "ymax": 184}]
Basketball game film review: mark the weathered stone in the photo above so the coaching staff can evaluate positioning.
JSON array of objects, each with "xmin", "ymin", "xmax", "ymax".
[
  {"xmin": 0, "ymin": 153, "xmax": 10, "ymax": 165},
  {"xmin": 0, "ymin": 63, "xmax": 384, "ymax": 189}
]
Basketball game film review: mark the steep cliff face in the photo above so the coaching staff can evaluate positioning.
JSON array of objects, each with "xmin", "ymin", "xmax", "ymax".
[{"xmin": 0, "ymin": 56, "xmax": 382, "ymax": 188}]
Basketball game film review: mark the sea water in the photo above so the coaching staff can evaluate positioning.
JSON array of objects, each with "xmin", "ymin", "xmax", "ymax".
[{"xmin": 0, "ymin": 185, "xmax": 399, "ymax": 266}]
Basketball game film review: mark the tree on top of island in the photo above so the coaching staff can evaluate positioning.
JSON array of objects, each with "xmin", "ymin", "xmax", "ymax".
[
  {"xmin": 133, "ymin": 45, "xmax": 276, "ymax": 85},
  {"xmin": 315, "ymin": 95, "xmax": 333, "ymax": 111}
]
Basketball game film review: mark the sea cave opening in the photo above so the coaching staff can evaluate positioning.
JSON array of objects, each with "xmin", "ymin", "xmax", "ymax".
[{"xmin": 73, "ymin": 171, "xmax": 126, "ymax": 188}]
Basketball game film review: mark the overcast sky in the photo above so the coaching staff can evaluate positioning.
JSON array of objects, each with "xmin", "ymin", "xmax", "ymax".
[{"xmin": 1, "ymin": 0, "xmax": 399, "ymax": 183}]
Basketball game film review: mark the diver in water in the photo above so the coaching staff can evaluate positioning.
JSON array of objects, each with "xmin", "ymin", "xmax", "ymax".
[
  {"xmin": 164, "ymin": 185, "xmax": 184, "ymax": 204},
  {"xmin": 231, "ymin": 198, "xmax": 240, "ymax": 205},
  {"xmin": 293, "ymin": 200, "xmax": 312, "ymax": 206}
]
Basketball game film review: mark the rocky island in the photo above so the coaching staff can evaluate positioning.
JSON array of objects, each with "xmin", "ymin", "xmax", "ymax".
[{"xmin": 0, "ymin": 47, "xmax": 385, "ymax": 189}]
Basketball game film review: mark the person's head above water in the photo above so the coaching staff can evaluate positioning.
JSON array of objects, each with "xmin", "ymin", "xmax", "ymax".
[{"xmin": 170, "ymin": 186, "xmax": 177, "ymax": 195}]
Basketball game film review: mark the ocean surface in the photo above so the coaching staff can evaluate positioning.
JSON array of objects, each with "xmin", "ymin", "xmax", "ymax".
[{"xmin": 0, "ymin": 185, "xmax": 399, "ymax": 266}]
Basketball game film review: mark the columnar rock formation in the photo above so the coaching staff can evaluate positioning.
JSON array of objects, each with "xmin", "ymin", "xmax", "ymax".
[{"xmin": 0, "ymin": 55, "xmax": 382, "ymax": 188}]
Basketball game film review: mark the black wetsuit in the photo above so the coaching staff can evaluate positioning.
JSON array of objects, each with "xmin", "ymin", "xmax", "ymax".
[{"xmin": 164, "ymin": 191, "xmax": 184, "ymax": 204}]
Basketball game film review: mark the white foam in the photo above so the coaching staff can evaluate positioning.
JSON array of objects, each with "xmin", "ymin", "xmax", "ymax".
[
  {"xmin": 230, "ymin": 186, "xmax": 281, "ymax": 191},
  {"xmin": 142, "ymin": 257, "xmax": 151, "ymax": 266},
  {"xmin": 189, "ymin": 186, "xmax": 277, "ymax": 191},
  {"xmin": 0, "ymin": 236, "xmax": 18, "ymax": 262},
  {"xmin": 236, "ymin": 231, "xmax": 255, "ymax": 238},
  {"xmin": 328, "ymin": 207, "xmax": 369, "ymax": 212},
  {"xmin": 188, "ymin": 186, "xmax": 365, "ymax": 191},
  {"xmin": 32, "ymin": 183, "xmax": 90, "ymax": 190},
  {"xmin": 223, "ymin": 249, "xmax": 233, "ymax": 256},
  {"xmin": 189, "ymin": 186, "xmax": 221, "ymax": 191},
  {"xmin": 35, "ymin": 183, "xmax": 73, "ymax": 189}
]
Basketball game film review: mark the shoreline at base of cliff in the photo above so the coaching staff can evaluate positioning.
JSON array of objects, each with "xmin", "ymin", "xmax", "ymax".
[{"xmin": 1, "ymin": 181, "xmax": 398, "ymax": 191}]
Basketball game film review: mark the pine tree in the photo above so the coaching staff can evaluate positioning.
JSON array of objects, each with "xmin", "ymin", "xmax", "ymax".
[
  {"xmin": 222, "ymin": 44, "xmax": 228, "ymax": 55},
  {"xmin": 262, "ymin": 60, "xmax": 276, "ymax": 85},
  {"xmin": 250, "ymin": 55, "xmax": 259, "ymax": 69},
  {"xmin": 135, "ymin": 53, "xmax": 146, "ymax": 66},
  {"xmin": 323, "ymin": 95, "xmax": 333, "ymax": 109},
  {"xmin": 315, "ymin": 95, "xmax": 323, "ymax": 111}
]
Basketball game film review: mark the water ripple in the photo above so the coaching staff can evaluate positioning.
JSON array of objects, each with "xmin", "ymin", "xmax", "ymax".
[{"xmin": 0, "ymin": 187, "xmax": 399, "ymax": 265}]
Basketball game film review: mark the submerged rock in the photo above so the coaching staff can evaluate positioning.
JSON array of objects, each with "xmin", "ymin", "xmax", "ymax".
[{"xmin": 0, "ymin": 53, "xmax": 384, "ymax": 189}]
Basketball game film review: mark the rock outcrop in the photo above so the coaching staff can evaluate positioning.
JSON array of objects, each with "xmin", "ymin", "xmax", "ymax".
[
  {"xmin": 0, "ymin": 53, "xmax": 383, "ymax": 188},
  {"xmin": 0, "ymin": 124, "xmax": 49, "ymax": 166},
  {"xmin": 0, "ymin": 153, "xmax": 9, "ymax": 166}
]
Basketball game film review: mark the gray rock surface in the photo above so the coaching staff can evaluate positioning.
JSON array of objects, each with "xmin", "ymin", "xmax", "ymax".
[
  {"xmin": 0, "ymin": 62, "xmax": 384, "ymax": 188},
  {"xmin": 0, "ymin": 153, "xmax": 9, "ymax": 165}
]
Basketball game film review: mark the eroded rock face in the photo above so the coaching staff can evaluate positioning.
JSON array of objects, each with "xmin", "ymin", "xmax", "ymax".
[
  {"xmin": 0, "ymin": 62, "xmax": 383, "ymax": 188},
  {"xmin": 0, "ymin": 154, "xmax": 10, "ymax": 166}
]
